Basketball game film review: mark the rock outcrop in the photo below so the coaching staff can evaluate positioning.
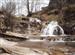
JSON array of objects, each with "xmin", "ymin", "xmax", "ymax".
[{"xmin": 32, "ymin": 0, "xmax": 75, "ymax": 35}]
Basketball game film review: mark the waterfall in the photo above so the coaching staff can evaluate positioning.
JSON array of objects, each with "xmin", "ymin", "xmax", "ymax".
[{"xmin": 42, "ymin": 21, "xmax": 64, "ymax": 36}]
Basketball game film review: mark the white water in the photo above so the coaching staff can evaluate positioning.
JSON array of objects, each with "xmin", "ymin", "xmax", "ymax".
[{"xmin": 42, "ymin": 21, "xmax": 64, "ymax": 36}]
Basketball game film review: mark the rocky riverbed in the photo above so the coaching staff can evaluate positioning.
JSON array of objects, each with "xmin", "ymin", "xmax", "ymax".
[{"xmin": 0, "ymin": 38, "xmax": 75, "ymax": 55}]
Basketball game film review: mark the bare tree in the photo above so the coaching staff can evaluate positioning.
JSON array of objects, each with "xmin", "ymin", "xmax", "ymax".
[
  {"xmin": 2, "ymin": 1, "xmax": 16, "ymax": 15},
  {"xmin": 1, "ymin": 1, "xmax": 16, "ymax": 31}
]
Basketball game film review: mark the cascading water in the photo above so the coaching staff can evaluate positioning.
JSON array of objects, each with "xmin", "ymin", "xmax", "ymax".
[{"xmin": 42, "ymin": 21, "xmax": 64, "ymax": 36}]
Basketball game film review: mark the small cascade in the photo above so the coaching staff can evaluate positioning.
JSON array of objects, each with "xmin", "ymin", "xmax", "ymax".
[
  {"xmin": 41, "ymin": 21, "xmax": 65, "ymax": 42},
  {"xmin": 42, "ymin": 21, "xmax": 64, "ymax": 36}
]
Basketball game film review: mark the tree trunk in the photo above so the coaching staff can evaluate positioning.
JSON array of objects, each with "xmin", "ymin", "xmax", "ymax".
[{"xmin": 27, "ymin": 0, "xmax": 32, "ymax": 17}]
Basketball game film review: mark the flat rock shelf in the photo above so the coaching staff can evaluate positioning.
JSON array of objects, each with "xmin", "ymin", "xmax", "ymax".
[{"xmin": 0, "ymin": 31, "xmax": 75, "ymax": 55}]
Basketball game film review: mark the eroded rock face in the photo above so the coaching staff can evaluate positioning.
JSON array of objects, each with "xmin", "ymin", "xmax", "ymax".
[{"xmin": 48, "ymin": 0, "xmax": 75, "ymax": 35}]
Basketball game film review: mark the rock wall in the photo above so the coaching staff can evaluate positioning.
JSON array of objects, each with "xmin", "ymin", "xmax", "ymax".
[{"xmin": 47, "ymin": 0, "xmax": 75, "ymax": 35}]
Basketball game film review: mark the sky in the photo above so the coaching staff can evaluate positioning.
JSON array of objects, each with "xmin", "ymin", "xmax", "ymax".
[{"xmin": 0, "ymin": 0, "xmax": 49, "ymax": 16}]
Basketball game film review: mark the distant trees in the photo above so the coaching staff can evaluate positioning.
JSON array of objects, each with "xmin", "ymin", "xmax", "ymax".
[{"xmin": 23, "ymin": 0, "xmax": 40, "ymax": 17}]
